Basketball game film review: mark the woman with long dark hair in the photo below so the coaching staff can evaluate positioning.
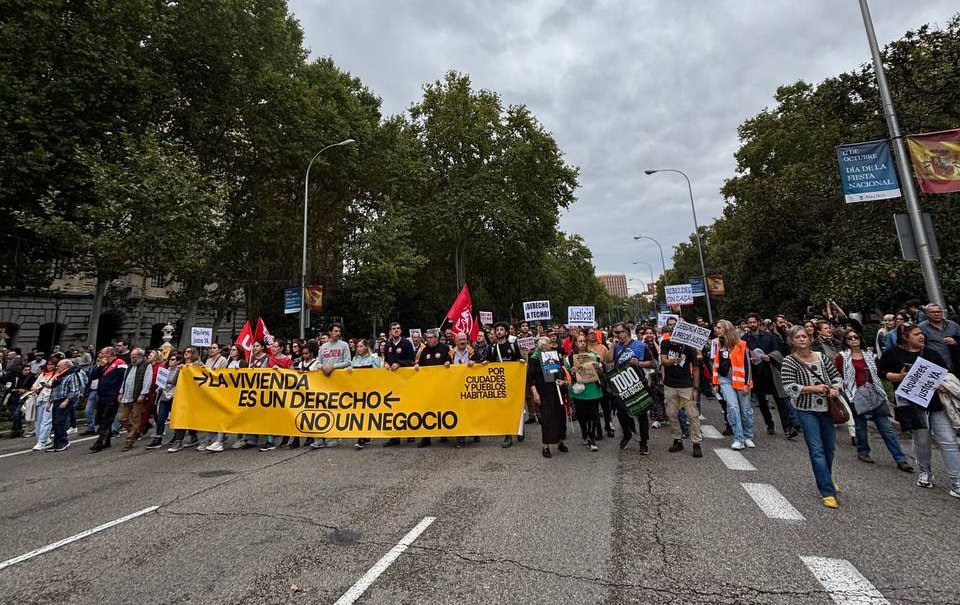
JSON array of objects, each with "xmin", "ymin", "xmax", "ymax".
[{"xmin": 879, "ymin": 323, "xmax": 960, "ymax": 498}]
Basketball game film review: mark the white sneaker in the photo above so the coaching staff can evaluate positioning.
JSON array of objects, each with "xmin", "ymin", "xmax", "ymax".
[
  {"xmin": 325, "ymin": 439, "xmax": 341, "ymax": 448},
  {"xmin": 949, "ymin": 483, "xmax": 960, "ymax": 499},
  {"xmin": 66, "ymin": 427, "xmax": 78, "ymax": 435},
  {"xmin": 698, "ymin": 414, "xmax": 707, "ymax": 420},
  {"xmin": 731, "ymin": 441, "xmax": 745, "ymax": 450},
  {"xmin": 206, "ymin": 441, "xmax": 224, "ymax": 452},
  {"xmin": 651, "ymin": 421, "xmax": 661, "ymax": 429},
  {"xmin": 32, "ymin": 443, "xmax": 45, "ymax": 451},
  {"xmin": 231, "ymin": 440, "xmax": 247, "ymax": 449},
  {"xmin": 744, "ymin": 439, "xmax": 756, "ymax": 448}
]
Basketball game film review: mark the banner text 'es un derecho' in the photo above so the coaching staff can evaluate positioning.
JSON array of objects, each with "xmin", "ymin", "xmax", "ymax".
[{"xmin": 171, "ymin": 363, "xmax": 526, "ymax": 438}]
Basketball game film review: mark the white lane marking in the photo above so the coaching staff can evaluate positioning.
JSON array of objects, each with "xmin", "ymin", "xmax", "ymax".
[
  {"xmin": 0, "ymin": 506, "xmax": 159, "ymax": 571},
  {"xmin": 334, "ymin": 516, "xmax": 436, "ymax": 605},
  {"xmin": 701, "ymin": 425, "xmax": 723, "ymax": 439},
  {"xmin": 741, "ymin": 483, "xmax": 805, "ymax": 521},
  {"xmin": 714, "ymin": 448, "xmax": 756, "ymax": 471},
  {"xmin": 800, "ymin": 556, "xmax": 890, "ymax": 604},
  {"xmin": 0, "ymin": 436, "xmax": 99, "ymax": 460}
]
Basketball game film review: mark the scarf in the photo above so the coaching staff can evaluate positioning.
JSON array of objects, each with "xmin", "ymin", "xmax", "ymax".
[{"xmin": 839, "ymin": 349, "xmax": 882, "ymax": 400}]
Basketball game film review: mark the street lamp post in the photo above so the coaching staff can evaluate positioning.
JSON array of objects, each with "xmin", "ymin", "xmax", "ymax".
[
  {"xmin": 633, "ymin": 235, "xmax": 667, "ymax": 277},
  {"xmin": 631, "ymin": 261, "xmax": 656, "ymax": 290},
  {"xmin": 301, "ymin": 138, "xmax": 356, "ymax": 339},
  {"xmin": 644, "ymin": 169, "xmax": 713, "ymax": 325},
  {"xmin": 858, "ymin": 0, "xmax": 944, "ymax": 307}
]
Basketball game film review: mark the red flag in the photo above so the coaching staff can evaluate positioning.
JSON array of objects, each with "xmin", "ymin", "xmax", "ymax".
[
  {"xmin": 445, "ymin": 284, "xmax": 479, "ymax": 341},
  {"xmin": 906, "ymin": 128, "xmax": 960, "ymax": 194},
  {"xmin": 234, "ymin": 321, "xmax": 254, "ymax": 361},
  {"xmin": 254, "ymin": 317, "xmax": 274, "ymax": 346}
]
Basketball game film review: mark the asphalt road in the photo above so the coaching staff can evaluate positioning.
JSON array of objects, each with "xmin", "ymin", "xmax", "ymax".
[{"xmin": 1, "ymin": 399, "xmax": 958, "ymax": 605}]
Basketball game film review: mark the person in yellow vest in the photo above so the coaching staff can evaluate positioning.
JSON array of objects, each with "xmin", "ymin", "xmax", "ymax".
[{"xmin": 712, "ymin": 319, "xmax": 754, "ymax": 450}]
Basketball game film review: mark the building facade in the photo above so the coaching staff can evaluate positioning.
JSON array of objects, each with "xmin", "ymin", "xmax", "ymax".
[
  {"xmin": 0, "ymin": 272, "xmax": 244, "ymax": 354},
  {"xmin": 598, "ymin": 274, "xmax": 628, "ymax": 298}
]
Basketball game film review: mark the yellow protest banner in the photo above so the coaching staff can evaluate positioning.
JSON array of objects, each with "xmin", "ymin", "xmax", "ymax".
[{"xmin": 171, "ymin": 363, "xmax": 527, "ymax": 438}]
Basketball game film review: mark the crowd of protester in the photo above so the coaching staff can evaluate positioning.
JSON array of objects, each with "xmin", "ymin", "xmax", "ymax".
[{"xmin": 2, "ymin": 298, "xmax": 959, "ymax": 509}]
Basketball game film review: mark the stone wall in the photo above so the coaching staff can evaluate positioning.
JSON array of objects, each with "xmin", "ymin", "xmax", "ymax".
[{"xmin": 0, "ymin": 293, "xmax": 246, "ymax": 353}]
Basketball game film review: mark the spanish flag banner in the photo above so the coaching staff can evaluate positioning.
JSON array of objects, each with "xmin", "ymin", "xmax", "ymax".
[
  {"xmin": 906, "ymin": 128, "xmax": 960, "ymax": 194},
  {"xmin": 305, "ymin": 285, "xmax": 324, "ymax": 311},
  {"xmin": 171, "ymin": 363, "xmax": 526, "ymax": 438}
]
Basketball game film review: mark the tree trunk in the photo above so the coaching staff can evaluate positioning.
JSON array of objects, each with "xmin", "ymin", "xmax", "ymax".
[
  {"xmin": 132, "ymin": 271, "xmax": 147, "ymax": 347},
  {"xmin": 87, "ymin": 274, "xmax": 108, "ymax": 348},
  {"xmin": 211, "ymin": 308, "xmax": 224, "ymax": 345},
  {"xmin": 178, "ymin": 278, "xmax": 203, "ymax": 348}
]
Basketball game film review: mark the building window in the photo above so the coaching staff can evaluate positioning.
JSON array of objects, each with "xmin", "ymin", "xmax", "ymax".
[
  {"xmin": 149, "ymin": 274, "xmax": 167, "ymax": 289},
  {"xmin": 50, "ymin": 259, "xmax": 64, "ymax": 280}
]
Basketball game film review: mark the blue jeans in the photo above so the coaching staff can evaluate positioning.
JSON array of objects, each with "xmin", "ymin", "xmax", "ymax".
[
  {"xmin": 85, "ymin": 391, "xmax": 99, "ymax": 431},
  {"xmin": 913, "ymin": 410, "xmax": 960, "ymax": 482},
  {"xmin": 156, "ymin": 398, "xmax": 172, "ymax": 438},
  {"xmin": 854, "ymin": 413, "xmax": 906, "ymax": 463},
  {"xmin": 718, "ymin": 376, "xmax": 753, "ymax": 442},
  {"xmin": 35, "ymin": 402, "xmax": 53, "ymax": 444},
  {"xmin": 796, "ymin": 409, "xmax": 837, "ymax": 497}
]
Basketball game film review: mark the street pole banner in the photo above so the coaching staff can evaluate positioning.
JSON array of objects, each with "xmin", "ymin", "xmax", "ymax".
[
  {"xmin": 567, "ymin": 306, "xmax": 596, "ymax": 327},
  {"xmin": 894, "ymin": 356, "xmax": 948, "ymax": 408},
  {"xmin": 835, "ymin": 140, "xmax": 901, "ymax": 202},
  {"xmin": 669, "ymin": 322, "xmax": 711, "ymax": 350},
  {"xmin": 479, "ymin": 311, "xmax": 493, "ymax": 325},
  {"xmin": 172, "ymin": 364, "xmax": 527, "ymax": 438},
  {"xmin": 284, "ymin": 287, "xmax": 302, "ymax": 315},
  {"xmin": 190, "ymin": 327, "xmax": 213, "ymax": 347},
  {"xmin": 523, "ymin": 300, "xmax": 551, "ymax": 321},
  {"xmin": 707, "ymin": 274, "xmax": 725, "ymax": 296},
  {"xmin": 688, "ymin": 277, "xmax": 706, "ymax": 298},
  {"xmin": 906, "ymin": 128, "xmax": 960, "ymax": 194},
  {"xmin": 664, "ymin": 284, "xmax": 694, "ymax": 306}
]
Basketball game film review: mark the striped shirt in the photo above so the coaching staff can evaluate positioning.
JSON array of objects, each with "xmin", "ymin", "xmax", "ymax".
[{"xmin": 780, "ymin": 352, "xmax": 842, "ymax": 412}]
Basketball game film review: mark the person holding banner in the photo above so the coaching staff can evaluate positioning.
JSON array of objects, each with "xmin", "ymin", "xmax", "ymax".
[
  {"xmin": 660, "ymin": 326, "xmax": 702, "ymax": 458},
  {"xmin": 528, "ymin": 337, "xmax": 569, "ymax": 458},
  {"xmin": 879, "ymin": 324, "xmax": 960, "ymax": 497},
  {"xmin": 414, "ymin": 330, "xmax": 451, "ymax": 449},
  {"xmin": 712, "ymin": 320, "xmax": 754, "ymax": 451},
  {"xmin": 780, "ymin": 326, "xmax": 844, "ymax": 509},
  {"xmin": 565, "ymin": 333, "xmax": 601, "ymax": 452},
  {"xmin": 604, "ymin": 322, "xmax": 653, "ymax": 455},
  {"xmin": 165, "ymin": 348, "xmax": 203, "ymax": 453},
  {"xmin": 486, "ymin": 321, "xmax": 526, "ymax": 448},
  {"xmin": 586, "ymin": 329, "xmax": 614, "ymax": 439},
  {"xmin": 345, "ymin": 339, "xmax": 382, "ymax": 450},
  {"xmin": 382, "ymin": 323, "xmax": 416, "ymax": 448}
]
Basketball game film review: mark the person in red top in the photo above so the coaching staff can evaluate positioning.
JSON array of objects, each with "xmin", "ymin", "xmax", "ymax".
[
  {"xmin": 267, "ymin": 340, "xmax": 293, "ymax": 369},
  {"xmin": 835, "ymin": 330, "xmax": 912, "ymax": 472}
]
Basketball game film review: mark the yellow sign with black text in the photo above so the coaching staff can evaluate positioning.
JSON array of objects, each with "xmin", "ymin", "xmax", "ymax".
[{"xmin": 171, "ymin": 364, "xmax": 527, "ymax": 438}]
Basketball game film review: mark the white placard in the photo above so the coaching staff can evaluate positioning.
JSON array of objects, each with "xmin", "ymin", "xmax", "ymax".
[
  {"xmin": 479, "ymin": 311, "xmax": 493, "ymax": 325},
  {"xmin": 894, "ymin": 356, "xmax": 948, "ymax": 407},
  {"xmin": 523, "ymin": 300, "xmax": 552, "ymax": 321},
  {"xmin": 669, "ymin": 322, "xmax": 712, "ymax": 350},
  {"xmin": 664, "ymin": 284, "xmax": 695, "ymax": 306},
  {"xmin": 657, "ymin": 313, "xmax": 679, "ymax": 328},
  {"xmin": 190, "ymin": 327, "xmax": 213, "ymax": 347},
  {"xmin": 567, "ymin": 306, "xmax": 596, "ymax": 327},
  {"xmin": 517, "ymin": 336, "xmax": 537, "ymax": 351},
  {"xmin": 155, "ymin": 367, "xmax": 170, "ymax": 390}
]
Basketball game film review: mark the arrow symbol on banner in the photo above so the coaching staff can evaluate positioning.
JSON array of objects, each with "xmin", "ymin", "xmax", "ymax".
[
  {"xmin": 384, "ymin": 391, "xmax": 399, "ymax": 409},
  {"xmin": 192, "ymin": 372, "xmax": 210, "ymax": 387}
]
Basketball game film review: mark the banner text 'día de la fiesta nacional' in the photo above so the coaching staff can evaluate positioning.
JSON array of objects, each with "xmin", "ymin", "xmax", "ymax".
[{"xmin": 171, "ymin": 363, "xmax": 527, "ymax": 438}]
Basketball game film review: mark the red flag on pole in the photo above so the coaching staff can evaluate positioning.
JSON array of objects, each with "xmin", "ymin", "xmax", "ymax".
[
  {"xmin": 445, "ymin": 284, "xmax": 479, "ymax": 341},
  {"xmin": 234, "ymin": 320, "xmax": 254, "ymax": 361},
  {"xmin": 906, "ymin": 128, "xmax": 960, "ymax": 194},
  {"xmin": 254, "ymin": 317, "xmax": 274, "ymax": 346}
]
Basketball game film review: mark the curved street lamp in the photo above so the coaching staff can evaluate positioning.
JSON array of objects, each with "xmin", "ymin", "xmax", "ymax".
[
  {"xmin": 644, "ymin": 168, "xmax": 713, "ymax": 324},
  {"xmin": 301, "ymin": 138, "xmax": 356, "ymax": 338},
  {"xmin": 633, "ymin": 235, "xmax": 667, "ymax": 276}
]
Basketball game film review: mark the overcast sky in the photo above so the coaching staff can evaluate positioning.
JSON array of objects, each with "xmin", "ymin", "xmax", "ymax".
[{"xmin": 289, "ymin": 0, "xmax": 957, "ymax": 293}]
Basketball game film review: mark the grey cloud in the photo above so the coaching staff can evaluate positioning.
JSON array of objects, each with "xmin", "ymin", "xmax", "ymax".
[{"xmin": 290, "ymin": 0, "xmax": 957, "ymax": 291}]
